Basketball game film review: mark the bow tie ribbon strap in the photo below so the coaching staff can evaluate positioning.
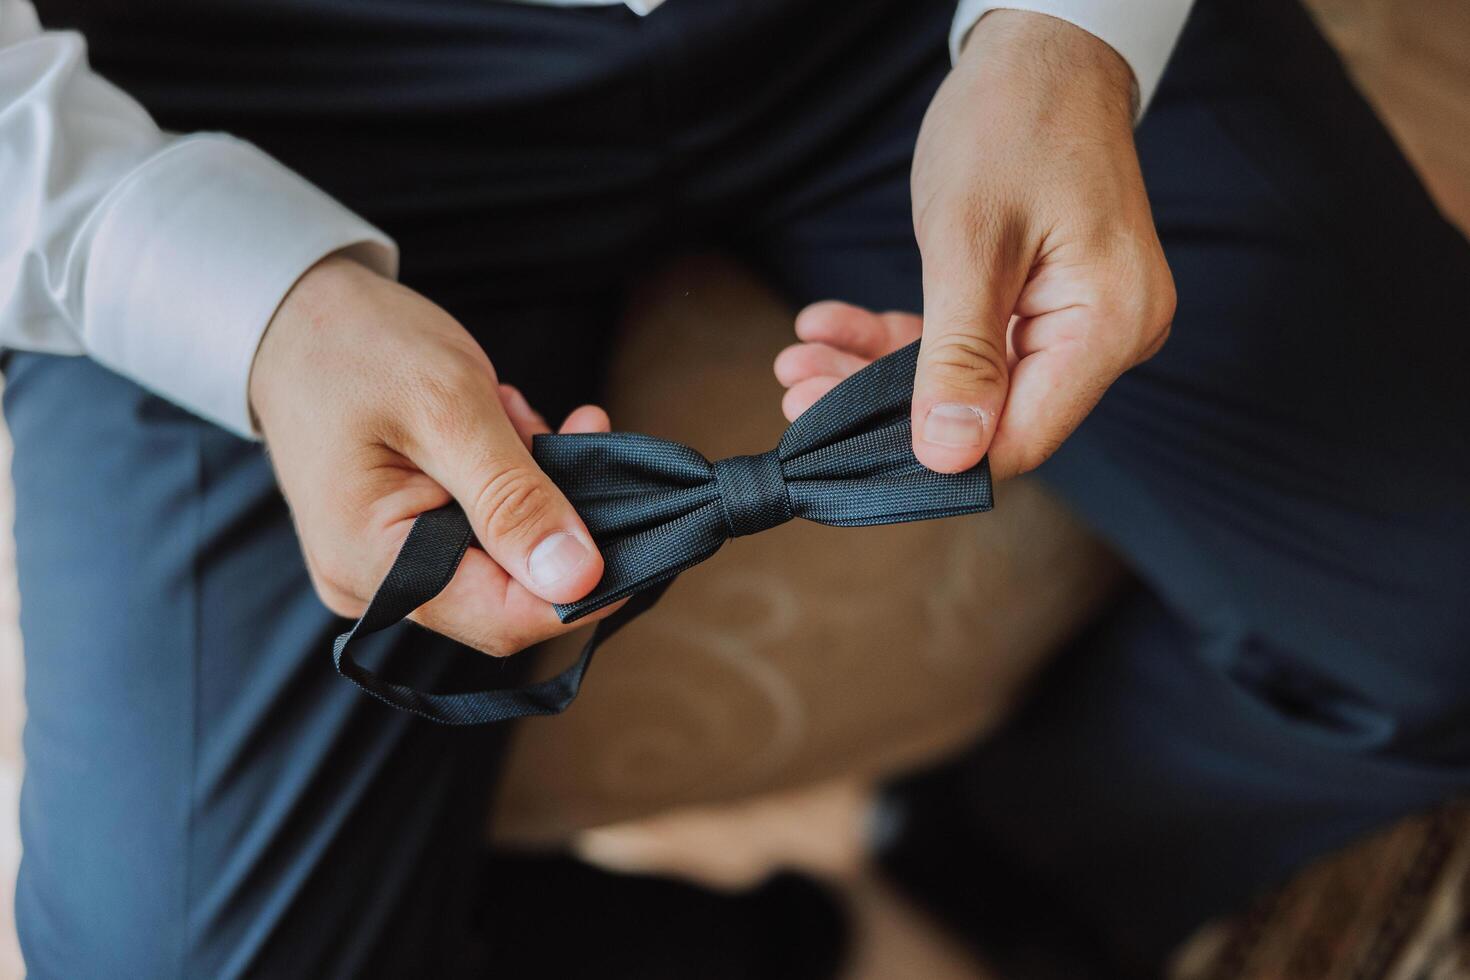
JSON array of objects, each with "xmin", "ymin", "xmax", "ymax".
[{"xmin": 333, "ymin": 340, "xmax": 994, "ymax": 725}]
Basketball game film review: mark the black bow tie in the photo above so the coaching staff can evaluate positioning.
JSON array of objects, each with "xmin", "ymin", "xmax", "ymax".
[{"xmin": 333, "ymin": 340, "xmax": 993, "ymax": 725}]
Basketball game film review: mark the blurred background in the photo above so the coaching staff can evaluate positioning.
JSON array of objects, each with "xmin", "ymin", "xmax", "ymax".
[{"xmin": 0, "ymin": 1, "xmax": 1466, "ymax": 976}]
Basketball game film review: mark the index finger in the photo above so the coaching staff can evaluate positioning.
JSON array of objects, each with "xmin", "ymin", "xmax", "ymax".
[
  {"xmin": 982, "ymin": 323, "xmax": 1119, "ymax": 480},
  {"xmin": 408, "ymin": 546, "xmax": 624, "ymax": 657}
]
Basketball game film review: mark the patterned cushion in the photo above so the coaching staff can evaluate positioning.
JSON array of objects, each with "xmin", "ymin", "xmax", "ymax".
[{"xmin": 1173, "ymin": 803, "xmax": 1470, "ymax": 979}]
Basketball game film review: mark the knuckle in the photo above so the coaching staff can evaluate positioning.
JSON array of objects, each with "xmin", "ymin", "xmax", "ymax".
[
  {"xmin": 399, "ymin": 351, "xmax": 497, "ymax": 451},
  {"xmin": 925, "ymin": 332, "xmax": 1008, "ymax": 390},
  {"xmin": 1153, "ymin": 273, "xmax": 1178, "ymax": 327},
  {"xmin": 464, "ymin": 619, "xmax": 545, "ymax": 659},
  {"xmin": 1140, "ymin": 315, "xmax": 1173, "ymax": 362},
  {"xmin": 1017, "ymin": 434, "xmax": 1063, "ymax": 475},
  {"xmin": 458, "ymin": 624, "xmax": 518, "ymax": 659},
  {"xmin": 474, "ymin": 464, "xmax": 556, "ymax": 544},
  {"xmin": 1096, "ymin": 246, "xmax": 1176, "ymax": 366},
  {"xmin": 913, "ymin": 180, "xmax": 1027, "ymax": 268},
  {"xmin": 413, "ymin": 610, "xmax": 511, "ymax": 658},
  {"xmin": 317, "ymin": 588, "xmax": 364, "ymax": 620},
  {"xmin": 489, "ymin": 624, "xmax": 542, "ymax": 658},
  {"xmin": 1137, "ymin": 270, "xmax": 1177, "ymax": 362},
  {"xmin": 960, "ymin": 202, "xmax": 1029, "ymax": 273},
  {"xmin": 406, "ymin": 371, "xmax": 474, "ymax": 447},
  {"xmin": 307, "ymin": 560, "xmax": 365, "ymax": 619}
]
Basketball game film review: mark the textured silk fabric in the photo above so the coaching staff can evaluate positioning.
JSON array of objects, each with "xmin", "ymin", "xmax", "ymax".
[{"xmin": 333, "ymin": 340, "xmax": 994, "ymax": 725}]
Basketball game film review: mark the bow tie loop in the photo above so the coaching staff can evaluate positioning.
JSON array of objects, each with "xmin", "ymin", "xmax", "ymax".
[{"xmin": 712, "ymin": 450, "xmax": 793, "ymax": 537}]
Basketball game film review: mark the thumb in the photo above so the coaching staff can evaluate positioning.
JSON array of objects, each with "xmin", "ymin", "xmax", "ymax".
[
  {"xmin": 912, "ymin": 244, "xmax": 1023, "ymax": 474},
  {"xmin": 413, "ymin": 386, "xmax": 603, "ymax": 606}
]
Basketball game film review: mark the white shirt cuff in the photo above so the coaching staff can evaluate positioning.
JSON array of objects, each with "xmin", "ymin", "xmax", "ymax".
[
  {"xmin": 950, "ymin": 0, "xmax": 1194, "ymax": 118},
  {"xmin": 82, "ymin": 134, "xmax": 398, "ymax": 437}
]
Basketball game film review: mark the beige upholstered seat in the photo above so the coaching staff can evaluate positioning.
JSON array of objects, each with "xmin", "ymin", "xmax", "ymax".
[{"xmin": 492, "ymin": 256, "xmax": 1124, "ymax": 842}]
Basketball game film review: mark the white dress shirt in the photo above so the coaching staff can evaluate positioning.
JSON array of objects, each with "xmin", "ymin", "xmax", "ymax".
[{"xmin": 0, "ymin": 0, "xmax": 1191, "ymax": 437}]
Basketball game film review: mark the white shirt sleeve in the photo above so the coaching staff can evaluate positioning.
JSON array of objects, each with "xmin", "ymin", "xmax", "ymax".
[
  {"xmin": 0, "ymin": 0, "xmax": 397, "ymax": 436},
  {"xmin": 951, "ymin": 0, "xmax": 1195, "ymax": 117}
]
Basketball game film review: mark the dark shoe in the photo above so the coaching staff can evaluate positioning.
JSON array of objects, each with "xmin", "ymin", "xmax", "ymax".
[
  {"xmin": 471, "ymin": 852, "xmax": 850, "ymax": 979},
  {"xmin": 876, "ymin": 759, "xmax": 1134, "ymax": 980}
]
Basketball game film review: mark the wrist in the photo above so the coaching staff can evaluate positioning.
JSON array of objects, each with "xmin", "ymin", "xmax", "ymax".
[
  {"xmin": 959, "ymin": 9, "xmax": 1136, "ymax": 128},
  {"xmin": 248, "ymin": 253, "xmax": 380, "ymax": 434}
]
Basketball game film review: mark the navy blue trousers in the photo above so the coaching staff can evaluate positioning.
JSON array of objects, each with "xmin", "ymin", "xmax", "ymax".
[{"xmin": 9, "ymin": 0, "xmax": 1470, "ymax": 975}]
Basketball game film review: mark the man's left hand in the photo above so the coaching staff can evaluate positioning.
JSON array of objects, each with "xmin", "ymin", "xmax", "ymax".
[{"xmin": 777, "ymin": 11, "xmax": 1175, "ymax": 479}]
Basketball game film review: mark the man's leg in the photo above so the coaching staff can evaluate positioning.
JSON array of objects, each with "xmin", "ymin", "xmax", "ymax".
[
  {"xmin": 4, "ymin": 6, "xmax": 643, "ymax": 974},
  {"xmin": 7, "ymin": 349, "xmax": 496, "ymax": 977},
  {"xmin": 9, "ymin": 4, "xmax": 860, "ymax": 975},
  {"xmin": 730, "ymin": 0, "xmax": 1470, "ymax": 969},
  {"xmin": 945, "ymin": 1, "xmax": 1470, "ymax": 967},
  {"xmin": 3, "ymin": 294, "xmax": 625, "ymax": 978}
]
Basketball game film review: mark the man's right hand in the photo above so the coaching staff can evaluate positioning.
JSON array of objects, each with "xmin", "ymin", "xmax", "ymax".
[{"xmin": 248, "ymin": 254, "xmax": 613, "ymax": 657}]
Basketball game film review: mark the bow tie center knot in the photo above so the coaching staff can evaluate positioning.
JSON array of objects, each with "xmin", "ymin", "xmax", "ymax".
[{"xmin": 712, "ymin": 450, "xmax": 793, "ymax": 537}]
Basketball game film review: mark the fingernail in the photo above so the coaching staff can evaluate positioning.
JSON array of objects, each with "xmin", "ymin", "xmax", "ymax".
[
  {"xmin": 528, "ymin": 531, "xmax": 590, "ymax": 590},
  {"xmin": 922, "ymin": 403, "xmax": 987, "ymax": 447}
]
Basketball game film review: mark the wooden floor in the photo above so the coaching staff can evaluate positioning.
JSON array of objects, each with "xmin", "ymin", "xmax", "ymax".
[
  {"xmin": 0, "ymin": 2, "xmax": 1463, "ymax": 976},
  {"xmin": 1310, "ymin": 0, "xmax": 1470, "ymax": 235}
]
